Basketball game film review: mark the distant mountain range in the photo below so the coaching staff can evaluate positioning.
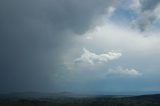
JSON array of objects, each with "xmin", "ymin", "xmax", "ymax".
[
  {"xmin": 0, "ymin": 91, "xmax": 88, "ymax": 99},
  {"xmin": 0, "ymin": 91, "xmax": 160, "ymax": 99}
]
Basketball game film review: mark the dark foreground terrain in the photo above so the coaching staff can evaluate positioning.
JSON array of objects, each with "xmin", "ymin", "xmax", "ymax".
[{"xmin": 0, "ymin": 93, "xmax": 160, "ymax": 106}]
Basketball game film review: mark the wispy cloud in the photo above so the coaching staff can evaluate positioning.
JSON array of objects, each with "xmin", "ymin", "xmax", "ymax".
[{"xmin": 107, "ymin": 66, "xmax": 142, "ymax": 77}]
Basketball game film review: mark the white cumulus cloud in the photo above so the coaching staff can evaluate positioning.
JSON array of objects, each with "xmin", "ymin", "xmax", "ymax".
[{"xmin": 74, "ymin": 48, "xmax": 122, "ymax": 65}]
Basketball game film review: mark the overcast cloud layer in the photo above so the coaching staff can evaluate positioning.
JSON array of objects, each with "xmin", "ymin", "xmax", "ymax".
[{"xmin": 0, "ymin": 0, "xmax": 160, "ymax": 94}]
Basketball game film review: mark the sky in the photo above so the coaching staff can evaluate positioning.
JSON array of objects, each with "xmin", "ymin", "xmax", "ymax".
[{"xmin": 0, "ymin": 0, "xmax": 160, "ymax": 94}]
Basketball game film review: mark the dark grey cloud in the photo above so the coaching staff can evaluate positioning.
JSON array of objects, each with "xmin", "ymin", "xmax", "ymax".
[
  {"xmin": 135, "ymin": 0, "xmax": 160, "ymax": 31},
  {"xmin": 0, "ymin": 0, "xmax": 113, "ymax": 93},
  {"xmin": 140, "ymin": 0, "xmax": 160, "ymax": 11}
]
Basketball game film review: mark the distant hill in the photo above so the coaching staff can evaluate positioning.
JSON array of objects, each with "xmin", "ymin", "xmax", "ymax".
[{"xmin": 131, "ymin": 94, "xmax": 160, "ymax": 100}]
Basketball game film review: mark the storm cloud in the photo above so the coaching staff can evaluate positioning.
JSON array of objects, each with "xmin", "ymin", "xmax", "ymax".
[{"xmin": 0, "ymin": 0, "xmax": 115, "ymax": 92}]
